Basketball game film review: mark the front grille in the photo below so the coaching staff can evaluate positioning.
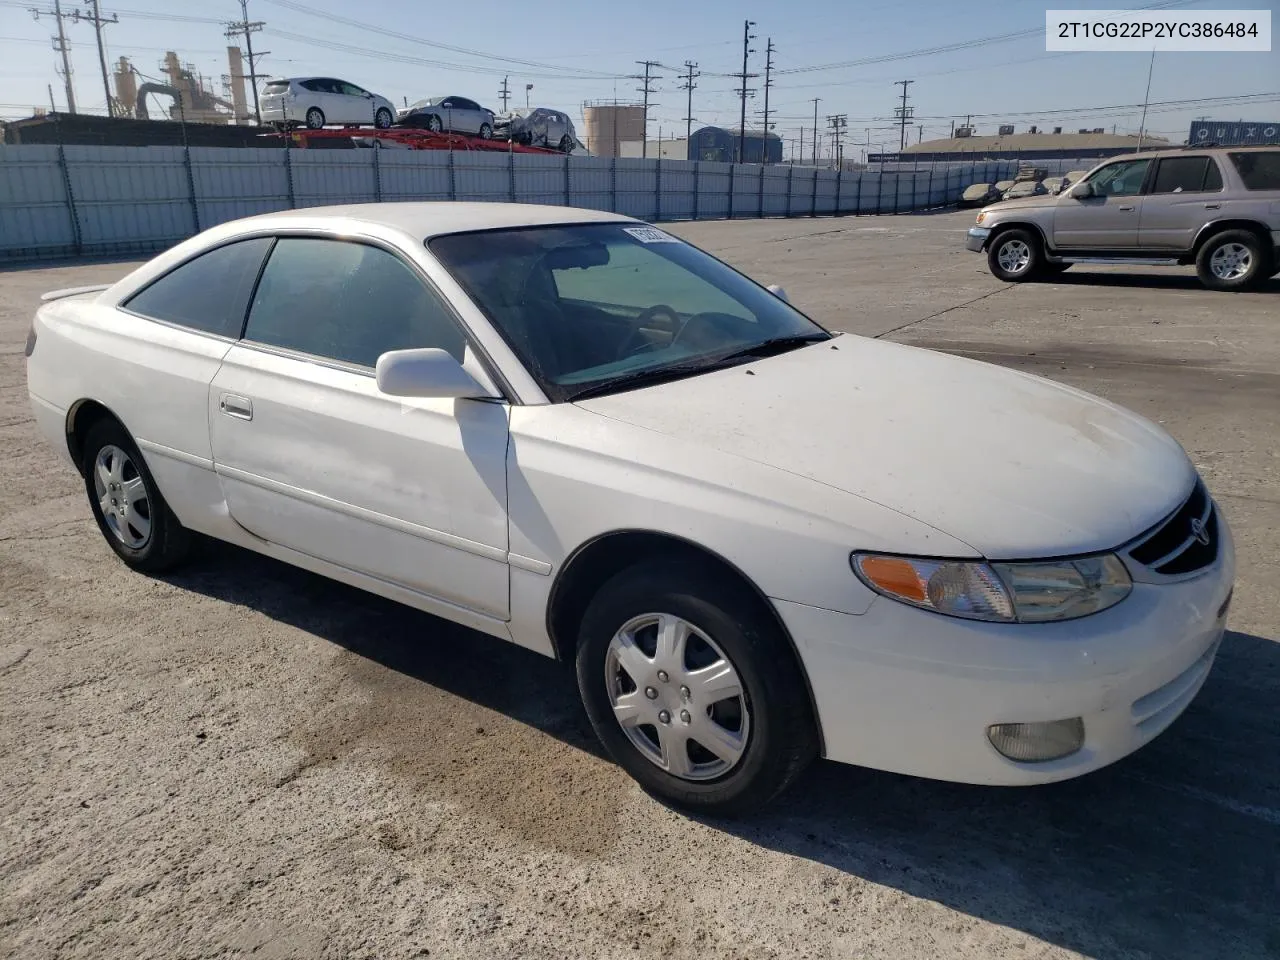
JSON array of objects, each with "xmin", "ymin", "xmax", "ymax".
[{"xmin": 1128, "ymin": 479, "xmax": 1218, "ymax": 576}]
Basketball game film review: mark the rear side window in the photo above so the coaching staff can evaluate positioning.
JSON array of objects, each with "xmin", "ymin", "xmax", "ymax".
[
  {"xmin": 124, "ymin": 237, "xmax": 272, "ymax": 338},
  {"xmin": 1150, "ymin": 156, "xmax": 1222, "ymax": 194},
  {"xmin": 263, "ymin": 81, "xmax": 289, "ymax": 93},
  {"xmin": 243, "ymin": 238, "xmax": 466, "ymax": 367},
  {"xmin": 1229, "ymin": 151, "xmax": 1280, "ymax": 190}
]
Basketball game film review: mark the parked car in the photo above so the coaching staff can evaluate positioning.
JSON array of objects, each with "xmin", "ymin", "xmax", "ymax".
[
  {"xmin": 495, "ymin": 107, "xmax": 582, "ymax": 153},
  {"xmin": 397, "ymin": 97, "xmax": 495, "ymax": 137},
  {"xmin": 1002, "ymin": 180, "xmax": 1048, "ymax": 200},
  {"xmin": 966, "ymin": 146, "xmax": 1280, "ymax": 290},
  {"xmin": 959, "ymin": 183, "xmax": 1000, "ymax": 208},
  {"xmin": 260, "ymin": 77, "xmax": 395, "ymax": 130},
  {"xmin": 26, "ymin": 202, "xmax": 1234, "ymax": 814}
]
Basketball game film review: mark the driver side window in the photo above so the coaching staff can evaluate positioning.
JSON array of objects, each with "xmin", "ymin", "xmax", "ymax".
[{"xmin": 1086, "ymin": 159, "xmax": 1151, "ymax": 197}]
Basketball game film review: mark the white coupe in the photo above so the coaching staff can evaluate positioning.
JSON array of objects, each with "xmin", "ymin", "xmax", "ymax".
[{"xmin": 25, "ymin": 203, "xmax": 1235, "ymax": 814}]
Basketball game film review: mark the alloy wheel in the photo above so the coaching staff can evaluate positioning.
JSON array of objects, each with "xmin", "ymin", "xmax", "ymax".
[
  {"xmin": 93, "ymin": 444, "xmax": 152, "ymax": 549},
  {"xmin": 1210, "ymin": 242, "xmax": 1252, "ymax": 281},
  {"xmin": 997, "ymin": 239, "xmax": 1031, "ymax": 274}
]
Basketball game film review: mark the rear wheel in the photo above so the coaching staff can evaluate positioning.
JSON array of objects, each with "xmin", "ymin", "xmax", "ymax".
[
  {"xmin": 305, "ymin": 107, "xmax": 325, "ymax": 129},
  {"xmin": 81, "ymin": 420, "xmax": 189, "ymax": 573},
  {"xmin": 426, "ymin": 114, "xmax": 443, "ymax": 133},
  {"xmin": 575, "ymin": 559, "xmax": 817, "ymax": 816},
  {"xmin": 987, "ymin": 228, "xmax": 1044, "ymax": 282},
  {"xmin": 478, "ymin": 122, "xmax": 493, "ymax": 139},
  {"xmin": 1196, "ymin": 229, "xmax": 1268, "ymax": 291},
  {"xmin": 374, "ymin": 107, "xmax": 393, "ymax": 129},
  {"xmin": 559, "ymin": 135, "xmax": 575, "ymax": 154}
]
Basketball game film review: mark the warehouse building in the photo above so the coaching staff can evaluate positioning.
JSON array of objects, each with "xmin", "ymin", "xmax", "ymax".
[{"xmin": 871, "ymin": 127, "xmax": 1170, "ymax": 163}]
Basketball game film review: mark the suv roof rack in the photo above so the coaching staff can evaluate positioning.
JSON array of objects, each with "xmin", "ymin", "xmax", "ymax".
[{"xmin": 1184, "ymin": 140, "xmax": 1218, "ymax": 149}]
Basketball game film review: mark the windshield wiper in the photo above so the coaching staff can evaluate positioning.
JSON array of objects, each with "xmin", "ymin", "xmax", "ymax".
[
  {"xmin": 707, "ymin": 333, "xmax": 830, "ymax": 365},
  {"xmin": 565, "ymin": 360, "xmax": 717, "ymax": 402}
]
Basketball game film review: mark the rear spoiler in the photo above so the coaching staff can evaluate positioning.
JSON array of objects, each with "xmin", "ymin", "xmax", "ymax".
[{"xmin": 40, "ymin": 283, "xmax": 111, "ymax": 302}]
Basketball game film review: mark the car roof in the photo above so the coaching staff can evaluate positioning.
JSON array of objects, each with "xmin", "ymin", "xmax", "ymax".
[
  {"xmin": 228, "ymin": 202, "xmax": 634, "ymax": 239},
  {"xmin": 1110, "ymin": 144, "xmax": 1280, "ymax": 162}
]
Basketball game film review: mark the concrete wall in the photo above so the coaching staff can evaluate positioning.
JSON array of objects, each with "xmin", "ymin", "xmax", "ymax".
[{"xmin": 0, "ymin": 144, "xmax": 1015, "ymax": 260}]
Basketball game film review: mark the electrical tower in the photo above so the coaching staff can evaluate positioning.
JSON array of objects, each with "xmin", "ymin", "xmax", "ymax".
[
  {"xmin": 498, "ymin": 76, "xmax": 510, "ymax": 112},
  {"xmin": 679, "ymin": 60, "xmax": 699, "ymax": 148},
  {"xmin": 226, "ymin": 0, "xmax": 266, "ymax": 124},
  {"xmin": 894, "ymin": 79, "xmax": 915, "ymax": 152},
  {"xmin": 29, "ymin": 0, "xmax": 79, "ymax": 113},
  {"xmin": 757, "ymin": 38, "xmax": 775, "ymax": 165},
  {"xmin": 733, "ymin": 20, "xmax": 757, "ymax": 163},
  {"xmin": 633, "ymin": 60, "xmax": 659, "ymax": 158},
  {"xmin": 827, "ymin": 113, "xmax": 848, "ymax": 168}
]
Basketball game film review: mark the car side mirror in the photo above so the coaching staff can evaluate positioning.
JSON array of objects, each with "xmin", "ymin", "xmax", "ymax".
[
  {"xmin": 375, "ymin": 348, "xmax": 496, "ymax": 400},
  {"xmin": 1069, "ymin": 182, "xmax": 1094, "ymax": 199},
  {"xmin": 766, "ymin": 284, "xmax": 790, "ymax": 303}
]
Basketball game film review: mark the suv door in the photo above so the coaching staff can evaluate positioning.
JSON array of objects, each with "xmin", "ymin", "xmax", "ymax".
[
  {"xmin": 1052, "ymin": 157, "xmax": 1152, "ymax": 249},
  {"xmin": 208, "ymin": 236, "xmax": 512, "ymax": 620},
  {"xmin": 1138, "ymin": 155, "xmax": 1225, "ymax": 251}
]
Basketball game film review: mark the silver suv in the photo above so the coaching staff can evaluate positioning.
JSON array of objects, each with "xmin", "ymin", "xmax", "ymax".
[{"xmin": 965, "ymin": 147, "xmax": 1280, "ymax": 291}]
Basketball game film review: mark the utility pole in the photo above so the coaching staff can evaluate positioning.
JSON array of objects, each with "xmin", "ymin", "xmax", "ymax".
[
  {"xmin": 810, "ymin": 98, "xmax": 820, "ymax": 165},
  {"xmin": 225, "ymin": 0, "xmax": 265, "ymax": 124},
  {"xmin": 78, "ymin": 1, "xmax": 118, "ymax": 117},
  {"xmin": 798, "ymin": 127, "xmax": 804, "ymax": 166},
  {"xmin": 679, "ymin": 60, "xmax": 699, "ymax": 149},
  {"xmin": 917, "ymin": 123, "xmax": 923, "ymax": 144},
  {"xmin": 1136, "ymin": 48, "xmax": 1156, "ymax": 152},
  {"xmin": 633, "ymin": 60, "xmax": 659, "ymax": 158},
  {"xmin": 894, "ymin": 79, "xmax": 914, "ymax": 152},
  {"xmin": 759, "ymin": 38, "xmax": 774, "ymax": 164},
  {"xmin": 498, "ymin": 75, "xmax": 510, "ymax": 112},
  {"xmin": 30, "ymin": 0, "xmax": 79, "ymax": 113},
  {"xmin": 827, "ymin": 113, "xmax": 847, "ymax": 168},
  {"xmin": 734, "ymin": 20, "xmax": 757, "ymax": 163}
]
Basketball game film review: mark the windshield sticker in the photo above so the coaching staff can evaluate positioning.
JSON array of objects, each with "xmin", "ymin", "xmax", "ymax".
[{"xmin": 623, "ymin": 226, "xmax": 679, "ymax": 244}]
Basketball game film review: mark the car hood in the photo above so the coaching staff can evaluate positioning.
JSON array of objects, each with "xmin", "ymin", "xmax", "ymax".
[
  {"xmin": 574, "ymin": 336, "xmax": 1193, "ymax": 558},
  {"xmin": 984, "ymin": 194, "xmax": 1055, "ymax": 214}
]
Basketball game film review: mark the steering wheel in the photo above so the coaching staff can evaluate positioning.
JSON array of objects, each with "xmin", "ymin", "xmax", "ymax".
[{"xmin": 616, "ymin": 304, "xmax": 685, "ymax": 360}]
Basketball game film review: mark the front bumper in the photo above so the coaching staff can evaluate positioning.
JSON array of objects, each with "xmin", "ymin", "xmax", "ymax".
[
  {"xmin": 965, "ymin": 226, "xmax": 991, "ymax": 252},
  {"xmin": 774, "ymin": 515, "xmax": 1235, "ymax": 785}
]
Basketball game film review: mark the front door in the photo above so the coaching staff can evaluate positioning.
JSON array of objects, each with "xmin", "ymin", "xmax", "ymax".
[
  {"xmin": 208, "ymin": 236, "xmax": 512, "ymax": 620},
  {"xmin": 1139, "ymin": 155, "xmax": 1226, "ymax": 251},
  {"xmin": 1052, "ymin": 157, "xmax": 1152, "ymax": 249}
]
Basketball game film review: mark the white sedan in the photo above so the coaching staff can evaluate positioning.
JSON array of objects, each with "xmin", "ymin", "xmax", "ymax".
[{"xmin": 24, "ymin": 203, "xmax": 1235, "ymax": 814}]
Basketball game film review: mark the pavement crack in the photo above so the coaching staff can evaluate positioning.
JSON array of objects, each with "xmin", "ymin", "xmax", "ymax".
[{"xmin": 875, "ymin": 284, "xmax": 1013, "ymax": 340}]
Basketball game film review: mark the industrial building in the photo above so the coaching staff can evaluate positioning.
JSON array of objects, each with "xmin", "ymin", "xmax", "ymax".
[
  {"xmin": 688, "ymin": 126, "xmax": 783, "ymax": 164},
  {"xmin": 872, "ymin": 126, "xmax": 1171, "ymax": 163},
  {"xmin": 1187, "ymin": 119, "xmax": 1280, "ymax": 147}
]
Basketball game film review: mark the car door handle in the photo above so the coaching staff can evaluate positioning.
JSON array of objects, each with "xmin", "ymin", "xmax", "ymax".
[
  {"xmin": 219, "ymin": 394, "xmax": 253, "ymax": 421},
  {"xmin": 1118, "ymin": 205, "xmax": 1135, "ymax": 212},
  {"xmin": 1204, "ymin": 203, "xmax": 1221, "ymax": 209}
]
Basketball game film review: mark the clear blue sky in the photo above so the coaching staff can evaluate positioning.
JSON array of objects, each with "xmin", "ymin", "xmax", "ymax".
[{"xmin": 1, "ymin": 0, "xmax": 1276, "ymax": 158}]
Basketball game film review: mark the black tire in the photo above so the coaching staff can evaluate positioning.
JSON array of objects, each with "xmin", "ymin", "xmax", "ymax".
[
  {"xmin": 559, "ymin": 136, "xmax": 575, "ymax": 154},
  {"xmin": 1195, "ymin": 229, "xmax": 1268, "ymax": 291},
  {"xmin": 987, "ymin": 228, "xmax": 1044, "ymax": 282},
  {"xmin": 426, "ymin": 114, "xmax": 443, "ymax": 133},
  {"xmin": 305, "ymin": 107, "xmax": 325, "ymax": 130},
  {"xmin": 81, "ymin": 419, "xmax": 189, "ymax": 573},
  {"xmin": 575, "ymin": 559, "xmax": 817, "ymax": 816},
  {"xmin": 478, "ymin": 122, "xmax": 493, "ymax": 140},
  {"xmin": 374, "ymin": 107, "xmax": 393, "ymax": 129}
]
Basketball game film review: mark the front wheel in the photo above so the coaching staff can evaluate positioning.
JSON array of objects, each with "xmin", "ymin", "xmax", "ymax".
[
  {"xmin": 425, "ymin": 114, "xmax": 443, "ymax": 133},
  {"xmin": 575, "ymin": 560, "xmax": 817, "ymax": 816},
  {"xmin": 374, "ymin": 107, "xmax": 393, "ymax": 129},
  {"xmin": 1196, "ymin": 229, "xmax": 1268, "ymax": 291},
  {"xmin": 559, "ymin": 135, "xmax": 575, "ymax": 154},
  {"xmin": 987, "ymin": 228, "xmax": 1044, "ymax": 282},
  {"xmin": 81, "ymin": 419, "xmax": 189, "ymax": 573},
  {"xmin": 478, "ymin": 122, "xmax": 493, "ymax": 140}
]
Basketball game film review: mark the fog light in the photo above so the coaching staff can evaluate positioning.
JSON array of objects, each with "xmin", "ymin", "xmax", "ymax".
[{"xmin": 986, "ymin": 718, "xmax": 1084, "ymax": 762}]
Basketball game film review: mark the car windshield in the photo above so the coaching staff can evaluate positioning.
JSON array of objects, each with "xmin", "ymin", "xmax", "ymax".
[{"xmin": 429, "ymin": 223, "xmax": 829, "ymax": 401}]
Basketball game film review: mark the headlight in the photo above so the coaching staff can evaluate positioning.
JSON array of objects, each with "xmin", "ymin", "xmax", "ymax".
[
  {"xmin": 975, "ymin": 211, "xmax": 987, "ymax": 224},
  {"xmin": 852, "ymin": 553, "xmax": 1131, "ymax": 623}
]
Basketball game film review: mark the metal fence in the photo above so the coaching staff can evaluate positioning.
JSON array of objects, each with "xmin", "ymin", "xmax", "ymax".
[{"xmin": 0, "ymin": 144, "xmax": 1016, "ymax": 261}]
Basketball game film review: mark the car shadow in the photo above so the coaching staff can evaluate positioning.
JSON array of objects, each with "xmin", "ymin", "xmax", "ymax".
[
  {"xmin": 164, "ymin": 539, "xmax": 1280, "ymax": 960},
  {"xmin": 1047, "ymin": 271, "xmax": 1280, "ymax": 293}
]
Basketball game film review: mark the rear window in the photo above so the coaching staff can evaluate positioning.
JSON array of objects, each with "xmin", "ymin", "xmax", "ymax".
[
  {"xmin": 263, "ymin": 81, "xmax": 289, "ymax": 92},
  {"xmin": 1229, "ymin": 151, "xmax": 1280, "ymax": 190}
]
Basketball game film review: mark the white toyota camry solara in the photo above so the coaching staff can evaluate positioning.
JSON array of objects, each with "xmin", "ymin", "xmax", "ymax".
[{"xmin": 24, "ymin": 203, "xmax": 1235, "ymax": 814}]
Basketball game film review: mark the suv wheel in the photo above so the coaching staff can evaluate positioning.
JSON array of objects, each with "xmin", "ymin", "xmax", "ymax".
[
  {"xmin": 575, "ymin": 559, "xmax": 817, "ymax": 816},
  {"xmin": 1196, "ymin": 229, "xmax": 1268, "ymax": 291},
  {"xmin": 987, "ymin": 228, "xmax": 1044, "ymax": 282}
]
